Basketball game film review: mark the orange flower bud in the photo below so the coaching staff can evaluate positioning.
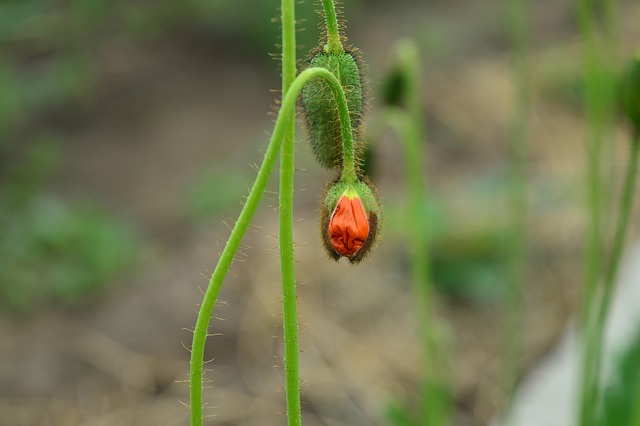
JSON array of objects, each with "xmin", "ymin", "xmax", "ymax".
[
  {"xmin": 328, "ymin": 195, "xmax": 370, "ymax": 257},
  {"xmin": 320, "ymin": 177, "xmax": 380, "ymax": 264}
]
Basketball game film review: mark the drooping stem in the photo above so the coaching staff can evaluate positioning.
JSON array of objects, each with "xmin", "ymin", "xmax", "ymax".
[
  {"xmin": 188, "ymin": 66, "xmax": 355, "ymax": 426},
  {"xmin": 279, "ymin": 0, "xmax": 301, "ymax": 424},
  {"xmin": 334, "ymin": 70, "xmax": 357, "ymax": 184},
  {"xmin": 340, "ymin": 116, "xmax": 358, "ymax": 185},
  {"xmin": 321, "ymin": 0, "xmax": 343, "ymax": 55}
]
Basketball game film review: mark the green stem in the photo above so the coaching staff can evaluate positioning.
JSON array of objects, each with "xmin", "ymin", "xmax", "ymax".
[
  {"xmin": 384, "ymin": 39, "xmax": 451, "ymax": 426},
  {"xmin": 321, "ymin": 0, "xmax": 343, "ymax": 55},
  {"xmin": 335, "ymin": 80, "xmax": 357, "ymax": 185},
  {"xmin": 587, "ymin": 133, "xmax": 640, "ymax": 425},
  {"xmin": 598, "ymin": 133, "xmax": 639, "ymax": 353},
  {"xmin": 503, "ymin": 0, "xmax": 529, "ymax": 422},
  {"xmin": 189, "ymin": 66, "xmax": 355, "ymax": 426},
  {"xmin": 577, "ymin": 0, "xmax": 603, "ymax": 332},
  {"xmin": 576, "ymin": 0, "xmax": 615, "ymax": 423},
  {"xmin": 280, "ymin": 0, "xmax": 300, "ymax": 424},
  {"xmin": 340, "ymin": 121, "xmax": 357, "ymax": 184}
]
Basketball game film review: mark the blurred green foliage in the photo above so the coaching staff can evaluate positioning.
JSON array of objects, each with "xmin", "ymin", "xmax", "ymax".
[
  {"xmin": 184, "ymin": 166, "xmax": 252, "ymax": 220},
  {"xmin": 599, "ymin": 325, "xmax": 640, "ymax": 425},
  {"xmin": 0, "ymin": 0, "xmax": 362, "ymax": 141},
  {"xmin": 385, "ymin": 193, "xmax": 507, "ymax": 305},
  {"xmin": 0, "ymin": 196, "xmax": 137, "ymax": 315},
  {"xmin": 428, "ymin": 174, "xmax": 514, "ymax": 305},
  {"xmin": 0, "ymin": 139, "xmax": 138, "ymax": 316},
  {"xmin": 387, "ymin": 190, "xmax": 508, "ymax": 305},
  {"xmin": 386, "ymin": 400, "xmax": 415, "ymax": 426},
  {"xmin": 2, "ymin": 0, "xmax": 366, "ymax": 315},
  {"xmin": 431, "ymin": 227, "xmax": 508, "ymax": 304},
  {"xmin": 386, "ymin": 384, "xmax": 452, "ymax": 426}
]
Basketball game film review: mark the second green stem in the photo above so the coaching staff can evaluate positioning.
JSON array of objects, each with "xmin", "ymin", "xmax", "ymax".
[{"xmin": 280, "ymin": 0, "xmax": 301, "ymax": 424}]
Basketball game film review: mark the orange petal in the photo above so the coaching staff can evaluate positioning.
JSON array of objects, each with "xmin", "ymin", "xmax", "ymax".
[{"xmin": 328, "ymin": 196, "xmax": 370, "ymax": 257}]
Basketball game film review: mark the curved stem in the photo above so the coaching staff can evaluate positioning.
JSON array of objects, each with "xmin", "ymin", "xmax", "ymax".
[
  {"xmin": 189, "ymin": 66, "xmax": 354, "ymax": 426},
  {"xmin": 334, "ymin": 80, "xmax": 357, "ymax": 184},
  {"xmin": 321, "ymin": 0, "xmax": 343, "ymax": 55},
  {"xmin": 340, "ymin": 127, "xmax": 357, "ymax": 184},
  {"xmin": 280, "ymin": 0, "xmax": 300, "ymax": 424},
  {"xmin": 333, "ymin": 68, "xmax": 357, "ymax": 183}
]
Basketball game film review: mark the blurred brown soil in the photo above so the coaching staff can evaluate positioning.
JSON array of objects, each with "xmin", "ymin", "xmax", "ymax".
[{"xmin": 2, "ymin": 1, "xmax": 640, "ymax": 425}]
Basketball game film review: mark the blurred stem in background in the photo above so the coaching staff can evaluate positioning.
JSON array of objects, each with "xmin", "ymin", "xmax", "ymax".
[
  {"xmin": 590, "ymin": 53, "xmax": 640, "ymax": 425},
  {"xmin": 502, "ymin": 0, "xmax": 529, "ymax": 421},
  {"xmin": 576, "ymin": 0, "xmax": 620, "ymax": 424},
  {"xmin": 384, "ymin": 40, "xmax": 452, "ymax": 426},
  {"xmin": 578, "ymin": 0, "xmax": 615, "ymax": 426},
  {"xmin": 595, "ymin": 128, "xmax": 640, "ymax": 366},
  {"xmin": 577, "ymin": 0, "xmax": 603, "ymax": 422}
]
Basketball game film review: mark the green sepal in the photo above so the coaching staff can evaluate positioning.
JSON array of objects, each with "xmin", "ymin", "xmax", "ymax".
[{"xmin": 323, "ymin": 177, "xmax": 378, "ymax": 216}]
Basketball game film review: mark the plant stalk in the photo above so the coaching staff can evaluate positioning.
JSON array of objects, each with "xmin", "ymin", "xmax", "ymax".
[
  {"xmin": 321, "ymin": 0, "xmax": 343, "ymax": 54},
  {"xmin": 279, "ymin": 0, "xmax": 301, "ymax": 424},
  {"xmin": 188, "ymin": 66, "xmax": 355, "ymax": 426}
]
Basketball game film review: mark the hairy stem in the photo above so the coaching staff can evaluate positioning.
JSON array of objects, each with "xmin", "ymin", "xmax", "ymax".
[
  {"xmin": 340, "ymin": 122, "xmax": 358, "ymax": 185},
  {"xmin": 321, "ymin": 0, "xmax": 343, "ymax": 55},
  {"xmin": 279, "ymin": 0, "xmax": 301, "ymax": 424},
  {"xmin": 335, "ymin": 77, "xmax": 357, "ymax": 184},
  {"xmin": 189, "ymin": 66, "xmax": 355, "ymax": 426}
]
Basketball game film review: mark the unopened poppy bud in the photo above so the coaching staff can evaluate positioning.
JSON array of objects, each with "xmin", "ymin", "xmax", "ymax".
[
  {"xmin": 320, "ymin": 177, "xmax": 380, "ymax": 264},
  {"xmin": 329, "ymin": 194, "xmax": 369, "ymax": 256},
  {"xmin": 621, "ymin": 55, "xmax": 640, "ymax": 134},
  {"xmin": 301, "ymin": 47, "xmax": 366, "ymax": 169}
]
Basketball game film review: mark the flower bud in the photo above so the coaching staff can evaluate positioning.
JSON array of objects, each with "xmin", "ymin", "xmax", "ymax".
[
  {"xmin": 320, "ymin": 177, "xmax": 380, "ymax": 264},
  {"xmin": 621, "ymin": 55, "xmax": 640, "ymax": 134},
  {"xmin": 301, "ymin": 47, "xmax": 366, "ymax": 169},
  {"xmin": 381, "ymin": 66, "xmax": 408, "ymax": 108}
]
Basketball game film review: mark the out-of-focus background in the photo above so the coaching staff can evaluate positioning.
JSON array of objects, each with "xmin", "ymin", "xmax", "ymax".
[{"xmin": 1, "ymin": 0, "xmax": 640, "ymax": 425}]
